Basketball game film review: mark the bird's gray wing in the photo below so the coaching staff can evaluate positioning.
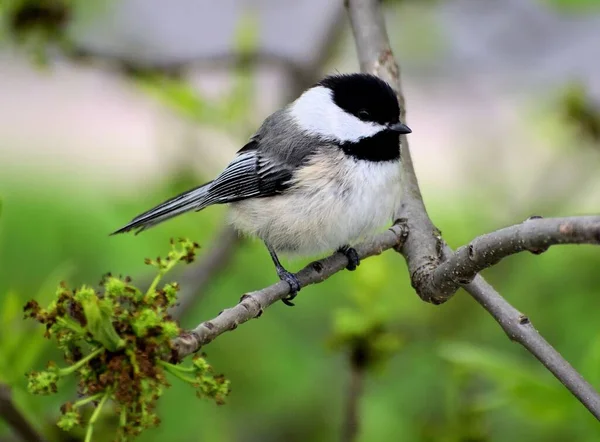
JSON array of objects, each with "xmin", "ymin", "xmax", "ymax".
[
  {"xmin": 112, "ymin": 142, "xmax": 293, "ymax": 235},
  {"xmin": 201, "ymin": 146, "xmax": 293, "ymax": 207}
]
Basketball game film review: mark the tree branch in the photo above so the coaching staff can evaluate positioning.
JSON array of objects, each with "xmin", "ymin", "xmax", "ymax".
[
  {"xmin": 346, "ymin": 0, "xmax": 600, "ymax": 422},
  {"xmin": 0, "ymin": 384, "xmax": 47, "ymax": 442},
  {"xmin": 346, "ymin": 0, "xmax": 444, "ymax": 304},
  {"xmin": 171, "ymin": 225, "xmax": 408, "ymax": 359},
  {"xmin": 430, "ymin": 216, "xmax": 600, "ymax": 300},
  {"xmin": 340, "ymin": 345, "xmax": 367, "ymax": 442},
  {"xmin": 71, "ymin": 47, "xmax": 317, "ymax": 86},
  {"xmin": 463, "ymin": 275, "xmax": 600, "ymax": 420}
]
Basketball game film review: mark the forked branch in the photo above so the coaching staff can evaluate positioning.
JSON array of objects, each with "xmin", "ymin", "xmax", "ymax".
[
  {"xmin": 429, "ymin": 216, "xmax": 600, "ymax": 302},
  {"xmin": 346, "ymin": 0, "xmax": 600, "ymax": 420}
]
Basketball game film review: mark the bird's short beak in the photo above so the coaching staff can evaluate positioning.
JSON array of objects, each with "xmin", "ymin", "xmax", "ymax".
[{"xmin": 389, "ymin": 122, "xmax": 412, "ymax": 134}]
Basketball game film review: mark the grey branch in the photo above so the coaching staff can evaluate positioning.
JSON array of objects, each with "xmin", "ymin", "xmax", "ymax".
[
  {"xmin": 346, "ymin": 0, "xmax": 443, "ymax": 305},
  {"xmin": 171, "ymin": 225, "xmax": 408, "ymax": 359},
  {"xmin": 0, "ymin": 384, "xmax": 48, "ymax": 442},
  {"xmin": 340, "ymin": 346, "xmax": 367, "ymax": 442},
  {"xmin": 464, "ymin": 275, "xmax": 600, "ymax": 420},
  {"xmin": 430, "ymin": 216, "xmax": 600, "ymax": 302},
  {"xmin": 346, "ymin": 0, "xmax": 600, "ymax": 422},
  {"xmin": 71, "ymin": 47, "xmax": 317, "ymax": 87}
]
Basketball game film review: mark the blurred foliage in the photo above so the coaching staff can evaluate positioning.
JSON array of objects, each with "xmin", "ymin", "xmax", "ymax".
[
  {"xmin": 136, "ymin": 72, "xmax": 253, "ymax": 134},
  {"xmin": 2, "ymin": 0, "xmax": 71, "ymax": 41},
  {"xmin": 133, "ymin": 10, "xmax": 257, "ymax": 138},
  {"xmin": 24, "ymin": 240, "xmax": 229, "ymax": 441},
  {"xmin": 545, "ymin": 0, "xmax": 600, "ymax": 12},
  {"xmin": 560, "ymin": 82, "xmax": 600, "ymax": 145},
  {"xmin": 0, "ymin": 0, "xmax": 73, "ymax": 64},
  {"xmin": 234, "ymin": 9, "xmax": 259, "ymax": 59},
  {"xmin": 0, "ymin": 0, "xmax": 111, "ymax": 64},
  {"xmin": 1, "ymin": 2, "xmax": 600, "ymax": 441},
  {"xmin": 329, "ymin": 264, "xmax": 404, "ymax": 372},
  {"xmin": 382, "ymin": 0, "xmax": 438, "ymax": 5},
  {"xmin": 4, "ymin": 166, "xmax": 599, "ymax": 441}
]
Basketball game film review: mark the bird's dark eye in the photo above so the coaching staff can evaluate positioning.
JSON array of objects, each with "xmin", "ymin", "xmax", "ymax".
[{"xmin": 358, "ymin": 109, "xmax": 369, "ymax": 119}]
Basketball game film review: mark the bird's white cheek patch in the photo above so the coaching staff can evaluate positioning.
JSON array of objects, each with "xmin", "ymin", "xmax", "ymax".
[{"xmin": 290, "ymin": 86, "xmax": 384, "ymax": 143}]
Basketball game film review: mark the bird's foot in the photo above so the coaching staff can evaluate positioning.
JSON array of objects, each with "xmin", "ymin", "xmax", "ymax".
[
  {"xmin": 277, "ymin": 269, "xmax": 301, "ymax": 306},
  {"xmin": 339, "ymin": 246, "xmax": 360, "ymax": 271}
]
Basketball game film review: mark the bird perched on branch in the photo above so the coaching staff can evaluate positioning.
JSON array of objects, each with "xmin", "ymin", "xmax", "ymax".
[{"xmin": 113, "ymin": 73, "xmax": 411, "ymax": 305}]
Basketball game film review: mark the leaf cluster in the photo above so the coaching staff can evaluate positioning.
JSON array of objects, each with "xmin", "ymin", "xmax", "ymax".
[{"xmin": 23, "ymin": 239, "xmax": 230, "ymax": 441}]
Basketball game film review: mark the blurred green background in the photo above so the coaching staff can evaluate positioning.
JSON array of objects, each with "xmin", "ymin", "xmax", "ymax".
[{"xmin": 1, "ymin": 0, "xmax": 600, "ymax": 441}]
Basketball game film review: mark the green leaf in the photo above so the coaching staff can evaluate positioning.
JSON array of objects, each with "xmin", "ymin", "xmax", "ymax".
[
  {"xmin": 76, "ymin": 286, "xmax": 125, "ymax": 351},
  {"xmin": 24, "ymin": 239, "xmax": 228, "ymax": 440},
  {"xmin": 439, "ymin": 341, "xmax": 574, "ymax": 421},
  {"xmin": 439, "ymin": 341, "xmax": 551, "ymax": 389},
  {"xmin": 136, "ymin": 75, "xmax": 211, "ymax": 124},
  {"xmin": 582, "ymin": 333, "xmax": 600, "ymax": 387},
  {"xmin": 234, "ymin": 10, "xmax": 259, "ymax": 57}
]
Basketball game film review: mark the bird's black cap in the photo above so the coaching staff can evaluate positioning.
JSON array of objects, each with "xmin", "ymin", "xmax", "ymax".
[{"xmin": 318, "ymin": 73, "xmax": 401, "ymax": 125}]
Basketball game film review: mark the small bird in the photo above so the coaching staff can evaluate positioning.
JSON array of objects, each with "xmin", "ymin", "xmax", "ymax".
[{"xmin": 113, "ymin": 73, "xmax": 411, "ymax": 305}]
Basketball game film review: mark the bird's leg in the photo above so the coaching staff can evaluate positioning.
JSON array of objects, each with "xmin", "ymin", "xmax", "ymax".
[
  {"xmin": 265, "ymin": 243, "xmax": 300, "ymax": 306},
  {"xmin": 338, "ymin": 245, "xmax": 360, "ymax": 271}
]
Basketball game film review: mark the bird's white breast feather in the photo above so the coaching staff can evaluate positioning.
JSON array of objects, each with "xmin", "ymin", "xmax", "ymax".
[
  {"xmin": 289, "ymin": 86, "xmax": 385, "ymax": 143},
  {"xmin": 229, "ymin": 149, "xmax": 402, "ymax": 256}
]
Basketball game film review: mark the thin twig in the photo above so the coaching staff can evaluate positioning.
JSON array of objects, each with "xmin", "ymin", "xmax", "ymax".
[
  {"xmin": 169, "ymin": 226, "xmax": 241, "ymax": 320},
  {"xmin": 71, "ymin": 48, "xmax": 314, "ymax": 85},
  {"xmin": 0, "ymin": 384, "xmax": 48, "ymax": 442},
  {"xmin": 70, "ymin": 6, "xmax": 345, "ymax": 89},
  {"xmin": 463, "ymin": 275, "xmax": 600, "ymax": 420},
  {"xmin": 429, "ymin": 216, "xmax": 600, "ymax": 302},
  {"xmin": 340, "ymin": 344, "xmax": 367, "ymax": 442},
  {"xmin": 171, "ymin": 225, "xmax": 408, "ymax": 359}
]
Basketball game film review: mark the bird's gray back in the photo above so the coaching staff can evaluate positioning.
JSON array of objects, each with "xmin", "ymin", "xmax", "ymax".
[{"xmin": 250, "ymin": 107, "xmax": 327, "ymax": 167}]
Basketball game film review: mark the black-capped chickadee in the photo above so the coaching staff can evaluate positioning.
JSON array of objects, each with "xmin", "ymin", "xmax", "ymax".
[{"xmin": 113, "ymin": 73, "xmax": 411, "ymax": 305}]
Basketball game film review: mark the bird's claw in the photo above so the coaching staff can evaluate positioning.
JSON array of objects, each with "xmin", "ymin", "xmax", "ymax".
[
  {"xmin": 277, "ymin": 270, "xmax": 301, "ymax": 306},
  {"xmin": 339, "ymin": 246, "xmax": 360, "ymax": 271}
]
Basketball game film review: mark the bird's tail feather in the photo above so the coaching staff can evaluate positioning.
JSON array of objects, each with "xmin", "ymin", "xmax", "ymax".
[{"xmin": 111, "ymin": 181, "xmax": 213, "ymax": 235}]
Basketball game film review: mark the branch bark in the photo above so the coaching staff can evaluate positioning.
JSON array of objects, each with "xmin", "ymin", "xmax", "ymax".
[
  {"xmin": 346, "ymin": 0, "xmax": 444, "ymax": 305},
  {"xmin": 171, "ymin": 225, "xmax": 408, "ymax": 358},
  {"xmin": 463, "ymin": 275, "xmax": 600, "ymax": 419},
  {"xmin": 0, "ymin": 384, "xmax": 47, "ymax": 442},
  {"xmin": 340, "ymin": 345, "xmax": 367, "ymax": 442},
  {"xmin": 430, "ymin": 216, "xmax": 600, "ymax": 301}
]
